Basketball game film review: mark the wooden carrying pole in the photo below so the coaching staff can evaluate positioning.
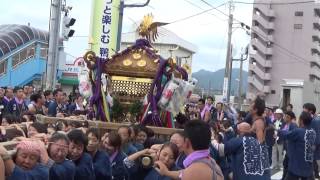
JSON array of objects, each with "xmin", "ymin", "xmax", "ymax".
[
  {"xmin": 35, "ymin": 115, "xmax": 182, "ymax": 136},
  {"xmin": 0, "ymin": 115, "xmax": 182, "ymax": 153}
]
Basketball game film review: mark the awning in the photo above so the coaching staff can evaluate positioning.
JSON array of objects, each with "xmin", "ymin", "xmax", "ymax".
[{"xmin": 58, "ymin": 77, "xmax": 79, "ymax": 85}]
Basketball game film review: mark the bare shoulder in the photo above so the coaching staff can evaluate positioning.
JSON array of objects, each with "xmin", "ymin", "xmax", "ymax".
[
  {"xmin": 183, "ymin": 163, "xmax": 212, "ymax": 180},
  {"xmin": 253, "ymin": 118, "xmax": 265, "ymax": 128}
]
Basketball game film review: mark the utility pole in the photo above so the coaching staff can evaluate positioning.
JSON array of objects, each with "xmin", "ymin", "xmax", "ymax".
[
  {"xmin": 223, "ymin": 0, "xmax": 234, "ymax": 103},
  {"xmin": 208, "ymin": 80, "xmax": 211, "ymax": 97},
  {"xmin": 230, "ymin": 46, "xmax": 248, "ymax": 108},
  {"xmin": 116, "ymin": 0, "xmax": 151, "ymax": 52},
  {"xmin": 46, "ymin": 0, "xmax": 62, "ymax": 90},
  {"xmin": 238, "ymin": 54, "xmax": 244, "ymax": 107},
  {"xmin": 227, "ymin": 45, "xmax": 233, "ymax": 103}
]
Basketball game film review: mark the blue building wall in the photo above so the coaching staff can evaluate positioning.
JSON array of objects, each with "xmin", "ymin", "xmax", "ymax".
[{"xmin": 0, "ymin": 41, "xmax": 47, "ymax": 87}]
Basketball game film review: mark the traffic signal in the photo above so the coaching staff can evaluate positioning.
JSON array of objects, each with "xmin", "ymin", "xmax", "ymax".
[{"xmin": 62, "ymin": 15, "xmax": 76, "ymax": 41}]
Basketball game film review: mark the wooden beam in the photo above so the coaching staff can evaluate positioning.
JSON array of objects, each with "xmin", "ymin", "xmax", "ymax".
[{"xmin": 36, "ymin": 115, "xmax": 182, "ymax": 135}]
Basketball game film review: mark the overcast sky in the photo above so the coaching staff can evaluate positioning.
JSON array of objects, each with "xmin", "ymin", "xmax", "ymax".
[{"xmin": 0, "ymin": 0, "xmax": 253, "ymax": 72}]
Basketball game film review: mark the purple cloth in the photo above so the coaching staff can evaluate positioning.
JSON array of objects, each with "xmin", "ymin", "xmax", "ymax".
[
  {"xmin": 14, "ymin": 97, "xmax": 24, "ymax": 104},
  {"xmin": 109, "ymin": 150, "xmax": 118, "ymax": 162},
  {"xmin": 201, "ymin": 105, "xmax": 212, "ymax": 120},
  {"xmin": 183, "ymin": 149, "xmax": 210, "ymax": 168},
  {"xmin": 4, "ymin": 96, "xmax": 11, "ymax": 102}
]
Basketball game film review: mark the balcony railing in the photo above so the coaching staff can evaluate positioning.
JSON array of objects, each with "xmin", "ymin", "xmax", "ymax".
[
  {"xmin": 253, "ymin": 13, "xmax": 275, "ymax": 30},
  {"xmin": 251, "ymin": 26, "xmax": 274, "ymax": 42},
  {"xmin": 249, "ymin": 64, "xmax": 271, "ymax": 80},
  {"xmin": 250, "ymin": 52, "xmax": 272, "ymax": 68},
  {"xmin": 248, "ymin": 75, "xmax": 270, "ymax": 93},
  {"xmin": 251, "ymin": 39, "xmax": 273, "ymax": 55}
]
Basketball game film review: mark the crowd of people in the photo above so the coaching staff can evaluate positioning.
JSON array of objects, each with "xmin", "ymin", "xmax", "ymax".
[
  {"xmin": 0, "ymin": 85, "xmax": 320, "ymax": 180},
  {"xmin": 0, "ymin": 86, "xmax": 88, "ymax": 122}
]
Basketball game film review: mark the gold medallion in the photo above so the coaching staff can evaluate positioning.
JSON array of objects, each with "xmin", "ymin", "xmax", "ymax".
[
  {"xmin": 137, "ymin": 60, "xmax": 147, "ymax": 67},
  {"xmin": 123, "ymin": 59, "xmax": 132, "ymax": 66},
  {"xmin": 132, "ymin": 53, "xmax": 141, "ymax": 60}
]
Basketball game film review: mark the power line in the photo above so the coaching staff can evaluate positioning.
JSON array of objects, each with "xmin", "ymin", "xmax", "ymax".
[
  {"xmin": 196, "ymin": 0, "xmax": 313, "ymax": 66},
  {"xmin": 233, "ymin": 0, "xmax": 315, "ymax": 5},
  {"xmin": 122, "ymin": 2, "xmax": 227, "ymax": 33},
  {"xmin": 182, "ymin": 0, "xmax": 227, "ymax": 21},
  {"xmin": 198, "ymin": 0, "xmax": 235, "ymax": 21},
  {"xmin": 199, "ymin": 0, "xmax": 217, "ymax": 7},
  {"xmin": 65, "ymin": 52, "xmax": 77, "ymax": 59},
  {"xmin": 250, "ymin": 27, "xmax": 310, "ymax": 66},
  {"xmin": 168, "ymin": 2, "xmax": 227, "ymax": 24}
]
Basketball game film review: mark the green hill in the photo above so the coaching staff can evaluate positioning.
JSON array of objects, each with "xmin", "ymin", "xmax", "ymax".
[{"xmin": 192, "ymin": 68, "xmax": 248, "ymax": 95}]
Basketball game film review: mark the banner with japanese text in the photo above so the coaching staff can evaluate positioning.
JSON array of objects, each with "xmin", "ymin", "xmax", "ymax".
[{"xmin": 89, "ymin": 0, "xmax": 120, "ymax": 58}]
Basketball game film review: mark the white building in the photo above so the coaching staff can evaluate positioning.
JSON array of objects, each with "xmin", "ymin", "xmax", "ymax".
[{"xmin": 247, "ymin": 0, "xmax": 320, "ymax": 114}]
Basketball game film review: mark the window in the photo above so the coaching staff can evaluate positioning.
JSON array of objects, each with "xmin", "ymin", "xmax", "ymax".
[
  {"xmin": 0, "ymin": 60, "xmax": 7, "ymax": 76},
  {"xmin": 271, "ymin": 90, "xmax": 276, "ymax": 94},
  {"xmin": 294, "ymin": 24, "xmax": 303, "ymax": 29},
  {"xmin": 295, "ymin": 11, "xmax": 303, "ymax": 16},
  {"xmin": 176, "ymin": 56, "xmax": 182, "ymax": 66},
  {"xmin": 40, "ymin": 44, "xmax": 48, "ymax": 59},
  {"xmin": 315, "ymin": 8, "xmax": 320, "ymax": 17},
  {"xmin": 12, "ymin": 44, "xmax": 35, "ymax": 68},
  {"xmin": 27, "ymin": 44, "xmax": 35, "ymax": 58},
  {"xmin": 12, "ymin": 53, "xmax": 20, "ymax": 67}
]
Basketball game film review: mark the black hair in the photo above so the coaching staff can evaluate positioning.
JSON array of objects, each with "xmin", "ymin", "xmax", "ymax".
[
  {"xmin": 82, "ymin": 121, "xmax": 89, "ymax": 128},
  {"xmin": 53, "ymin": 88, "xmax": 63, "ymax": 96},
  {"xmin": 146, "ymin": 127, "xmax": 155, "ymax": 138},
  {"xmin": 48, "ymin": 132, "xmax": 70, "ymax": 157},
  {"xmin": 29, "ymin": 122, "xmax": 47, "ymax": 134},
  {"xmin": 303, "ymin": 103, "xmax": 316, "ymax": 115},
  {"xmin": 107, "ymin": 131, "xmax": 122, "ymax": 148},
  {"xmin": 12, "ymin": 115, "xmax": 21, "ymax": 124},
  {"xmin": 87, "ymin": 128, "xmax": 101, "ymax": 141},
  {"xmin": 160, "ymin": 142, "xmax": 179, "ymax": 161},
  {"xmin": 216, "ymin": 102, "xmax": 223, "ymax": 107},
  {"xmin": 67, "ymin": 129, "xmax": 88, "ymax": 147},
  {"xmin": 49, "ymin": 132, "xmax": 70, "ymax": 144},
  {"xmin": 76, "ymin": 95, "xmax": 83, "ymax": 100},
  {"xmin": 3, "ymin": 114, "xmax": 15, "ymax": 124},
  {"xmin": 22, "ymin": 112, "xmax": 36, "ymax": 122},
  {"xmin": 207, "ymin": 96, "xmax": 214, "ymax": 101},
  {"xmin": 5, "ymin": 87, "xmax": 13, "ymax": 92},
  {"xmin": 287, "ymin": 104, "xmax": 293, "ymax": 109},
  {"xmin": 175, "ymin": 113, "xmax": 189, "ymax": 127},
  {"xmin": 253, "ymin": 96, "xmax": 266, "ymax": 116},
  {"xmin": 208, "ymin": 121, "xmax": 219, "ymax": 133},
  {"xmin": 129, "ymin": 124, "xmax": 140, "ymax": 137},
  {"xmin": 13, "ymin": 86, "xmax": 23, "ymax": 93},
  {"xmin": 30, "ymin": 93, "xmax": 42, "ymax": 103},
  {"xmin": 184, "ymin": 120, "xmax": 211, "ymax": 150},
  {"xmin": 47, "ymin": 123, "xmax": 56, "ymax": 130},
  {"xmin": 53, "ymin": 121, "xmax": 67, "ymax": 131},
  {"xmin": 198, "ymin": 98, "xmax": 205, "ymax": 104},
  {"xmin": 68, "ymin": 121, "xmax": 82, "ymax": 128},
  {"xmin": 44, "ymin": 90, "xmax": 52, "ymax": 97},
  {"xmin": 118, "ymin": 125, "xmax": 131, "ymax": 137},
  {"xmin": 222, "ymin": 119, "xmax": 232, "ymax": 129},
  {"xmin": 137, "ymin": 125, "xmax": 149, "ymax": 135},
  {"xmin": 239, "ymin": 111, "xmax": 247, "ymax": 118},
  {"xmin": 300, "ymin": 111, "xmax": 313, "ymax": 126},
  {"xmin": 170, "ymin": 131, "xmax": 185, "ymax": 139},
  {"xmin": 284, "ymin": 111, "xmax": 296, "ymax": 120}
]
